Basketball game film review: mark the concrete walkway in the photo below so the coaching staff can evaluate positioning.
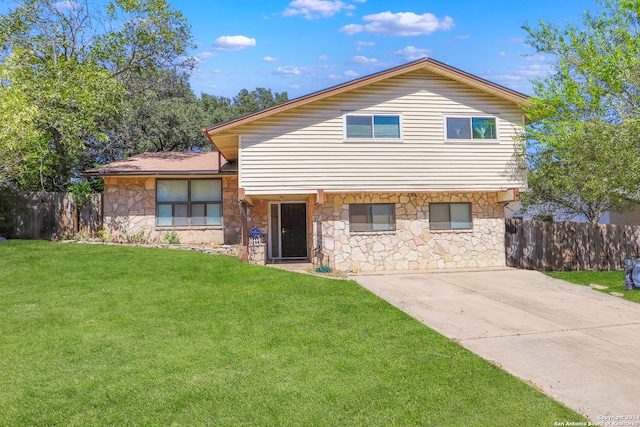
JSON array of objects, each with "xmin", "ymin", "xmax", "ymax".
[{"xmin": 353, "ymin": 269, "xmax": 640, "ymax": 421}]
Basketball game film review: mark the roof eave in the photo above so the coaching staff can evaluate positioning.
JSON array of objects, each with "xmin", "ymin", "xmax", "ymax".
[
  {"xmin": 424, "ymin": 58, "xmax": 529, "ymax": 105},
  {"xmin": 83, "ymin": 170, "xmax": 237, "ymax": 178}
]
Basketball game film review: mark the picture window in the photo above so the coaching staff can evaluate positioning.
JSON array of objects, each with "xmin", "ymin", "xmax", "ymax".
[{"xmin": 156, "ymin": 179, "xmax": 222, "ymax": 227}]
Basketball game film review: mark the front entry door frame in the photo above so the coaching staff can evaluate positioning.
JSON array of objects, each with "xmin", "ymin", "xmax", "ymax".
[{"xmin": 268, "ymin": 201, "xmax": 308, "ymax": 260}]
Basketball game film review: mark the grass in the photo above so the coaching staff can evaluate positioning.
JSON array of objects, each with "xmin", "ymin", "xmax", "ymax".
[
  {"xmin": 544, "ymin": 270, "xmax": 640, "ymax": 304},
  {"xmin": 0, "ymin": 241, "xmax": 584, "ymax": 426}
]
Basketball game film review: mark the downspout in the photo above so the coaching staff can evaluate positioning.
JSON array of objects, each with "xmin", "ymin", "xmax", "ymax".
[{"xmin": 314, "ymin": 189, "xmax": 325, "ymax": 268}]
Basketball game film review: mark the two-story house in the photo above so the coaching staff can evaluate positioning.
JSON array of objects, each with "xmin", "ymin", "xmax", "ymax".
[{"xmin": 86, "ymin": 57, "xmax": 527, "ymax": 272}]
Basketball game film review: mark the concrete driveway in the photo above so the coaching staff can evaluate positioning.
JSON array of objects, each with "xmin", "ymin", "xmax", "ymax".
[{"xmin": 353, "ymin": 268, "xmax": 640, "ymax": 422}]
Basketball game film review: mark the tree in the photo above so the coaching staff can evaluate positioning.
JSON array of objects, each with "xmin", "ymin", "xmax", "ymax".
[
  {"xmin": 200, "ymin": 88, "xmax": 289, "ymax": 126},
  {"xmin": 83, "ymin": 68, "xmax": 209, "ymax": 170},
  {"xmin": 518, "ymin": 0, "xmax": 640, "ymax": 223},
  {"xmin": 522, "ymin": 118, "xmax": 640, "ymax": 222},
  {"xmin": 231, "ymin": 88, "xmax": 289, "ymax": 117},
  {"xmin": 0, "ymin": 52, "xmax": 124, "ymax": 190},
  {"xmin": 0, "ymin": 0, "xmax": 195, "ymax": 191}
]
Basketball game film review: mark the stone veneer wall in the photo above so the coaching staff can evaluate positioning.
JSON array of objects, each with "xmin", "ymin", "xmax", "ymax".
[
  {"xmin": 247, "ymin": 200, "xmax": 269, "ymax": 237},
  {"xmin": 221, "ymin": 176, "xmax": 243, "ymax": 244},
  {"xmin": 314, "ymin": 192, "xmax": 506, "ymax": 272},
  {"xmin": 103, "ymin": 176, "xmax": 242, "ymax": 245},
  {"xmin": 243, "ymin": 197, "xmax": 314, "ymax": 261}
]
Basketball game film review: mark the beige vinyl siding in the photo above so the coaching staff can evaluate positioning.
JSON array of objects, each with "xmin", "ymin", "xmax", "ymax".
[
  {"xmin": 233, "ymin": 69, "xmax": 525, "ymax": 195},
  {"xmin": 609, "ymin": 205, "xmax": 640, "ymax": 226}
]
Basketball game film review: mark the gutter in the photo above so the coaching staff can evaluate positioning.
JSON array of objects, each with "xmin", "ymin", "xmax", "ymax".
[{"xmin": 82, "ymin": 169, "xmax": 238, "ymax": 178}]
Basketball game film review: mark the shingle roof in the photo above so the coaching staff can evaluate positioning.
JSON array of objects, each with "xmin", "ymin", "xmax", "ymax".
[{"xmin": 84, "ymin": 151, "xmax": 233, "ymax": 176}]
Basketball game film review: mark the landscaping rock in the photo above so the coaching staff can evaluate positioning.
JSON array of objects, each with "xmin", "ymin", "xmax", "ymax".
[
  {"xmin": 68, "ymin": 240, "xmax": 242, "ymax": 258},
  {"xmin": 590, "ymin": 284, "xmax": 608, "ymax": 290},
  {"xmin": 610, "ymin": 292, "xmax": 625, "ymax": 297}
]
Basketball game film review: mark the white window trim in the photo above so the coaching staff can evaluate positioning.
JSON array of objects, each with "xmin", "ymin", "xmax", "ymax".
[
  {"xmin": 343, "ymin": 112, "xmax": 403, "ymax": 142},
  {"xmin": 443, "ymin": 114, "xmax": 499, "ymax": 143}
]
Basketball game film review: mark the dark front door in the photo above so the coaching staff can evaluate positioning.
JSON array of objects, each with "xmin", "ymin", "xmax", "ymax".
[
  {"xmin": 270, "ymin": 202, "xmax": 307, "ymax": 259},
  {"xmin": 280, "ymin": 203, "xmax": 307, "ymax": 258}
]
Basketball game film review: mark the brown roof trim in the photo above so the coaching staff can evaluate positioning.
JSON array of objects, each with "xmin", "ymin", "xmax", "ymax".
[
  {"xmin": 203, "ymin": 57, "xmax": 529, "ymax": 137},
  {"xmin": 83, "ymin": 170, "xmax": 237, "ymax": 177},
  {"xmin": 201, "ymin": 130, "xmax": 229, "ymax": 163},
  {"xmin": 424, "ymin": 58, "xmax": 529, "ymax": 103},
  {"xmin": 83, "ymin": 151, "xmax": 232, "ymax": 177}
]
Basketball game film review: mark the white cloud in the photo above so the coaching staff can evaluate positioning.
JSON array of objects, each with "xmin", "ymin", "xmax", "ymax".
[
  {"xmin": 318, "ymin": 54, "xmax": 331, "ymax": 61},
  {"xmin": 328, "ymin": 69, "xmax": 360, "ymax": 80},
  {"xmin": 283, "ymin": 0, "xmax": 355, "ymax": 20},
  {"xmin": 483, "ymin": 62, "xmax": 555, "ymax": 94},
  {"xmin": 352, "ymin": 55, "xmax": 378, "ymax": 65},
  {"xmin": 525, "ymin": 54, "xmax": 547, "ymax": 62},
  {"xmin": 198, "ymin": 51, "xmax": 214, "ymax": 59},
  {"xmin": 340, "ymin": 11, "xmax": 454, "ymax": 36},
  {"xmin": 394, "ymin": 46, "xmax": 430, "ymax": 61},
  {"xmin": 213, "ymin": 35, "xmax": 256, "ymax": 51},
  {"xmin": 275, "ymin": 66, "xmax": 302, "ymax": 75},
  {"xmin": 263, "ymin": 56, "xmax": 278, "ymax": 62},
  {"xmin": 356, "ymin": 41, "xmax": 375, "ymax": 51},
  {"xmin": 340, "ymin": 24, "xmax": 363, "ymax": 36},
  {"xmin": 517, "ymin": 63, "xmax": 554, "ymax": 78},
  {"xmin": 54, "ymin": 1, "xmax": 82, "ymax": 11}
]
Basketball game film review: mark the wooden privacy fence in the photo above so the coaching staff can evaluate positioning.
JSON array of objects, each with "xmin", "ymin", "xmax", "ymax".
[
  {"xmin": 505, "ymin": 218, "xmax": 640, "ymax": 271},
  {"xmin": 11, "ymin": 192, "xmax": 102, "ymax": 240}
]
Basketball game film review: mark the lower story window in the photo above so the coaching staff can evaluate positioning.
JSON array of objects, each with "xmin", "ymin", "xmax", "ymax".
[
  {"xmin": 156, "ymin": 179, "xmax": 222, "ymax": 226},
  {"xmin": 349, "ymin": 203, "xmax": 395, "ymax": 232},
  {"xmin": 429, "ymin": 203, "xmax": 472, "ymax": 230}
]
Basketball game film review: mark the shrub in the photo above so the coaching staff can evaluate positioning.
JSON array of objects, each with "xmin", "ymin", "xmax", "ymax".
[{"xmin": 0, "ymin": 185, "xmax": 22, "ymax": 238}]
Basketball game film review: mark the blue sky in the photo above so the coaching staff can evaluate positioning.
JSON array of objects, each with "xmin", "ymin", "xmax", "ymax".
[{"xmin": 178, "ymin": 0, "xmax": 597, "ymax": 100}]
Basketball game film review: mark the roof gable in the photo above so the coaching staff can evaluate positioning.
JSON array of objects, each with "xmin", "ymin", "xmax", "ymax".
[{"xmin": 202, "ymin": 57, "xmax": 528, "ymax": 143}]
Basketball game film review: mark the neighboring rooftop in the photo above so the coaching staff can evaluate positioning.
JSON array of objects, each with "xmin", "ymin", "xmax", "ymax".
[{"xmin": 84, "ymin": 151, "xmax": 234, "ymax": 177}]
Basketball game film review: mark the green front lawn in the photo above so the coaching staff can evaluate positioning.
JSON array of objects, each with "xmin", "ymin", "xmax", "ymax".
[
  {"xmin": 0, "ymin": 241, "xmax": 583, "ymax": 426},
  {"xmin": 544, "ymin": 270, "xmax": 640, "ymax": 304}
]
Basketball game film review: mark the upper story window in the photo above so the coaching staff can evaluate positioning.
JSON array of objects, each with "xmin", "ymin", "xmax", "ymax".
[
  {"xmin": 344, "ymin": 113, "xmax": 402, "ymax": 141},
  {"xmin": 445, "ymin": 116, "xmax": 497, "ymax": 141},
  {"xmin": 156, "ymin": 179, "xmax": 222, "ymax": 227}
]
